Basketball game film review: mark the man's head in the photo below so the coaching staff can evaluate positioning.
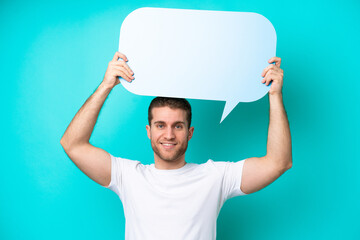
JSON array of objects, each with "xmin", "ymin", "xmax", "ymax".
[
  {"xmin": 146, "ymin": 97, "xmax": 194, "ymax": 164},
  {"xmin": 148, "ymin": 97, "xmax": 192, "ymax": 129}
]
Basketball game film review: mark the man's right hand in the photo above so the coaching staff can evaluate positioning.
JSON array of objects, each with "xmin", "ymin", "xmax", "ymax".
[{"xmin": 102, "ymin": 51, "xmax": 134, "ymax": 89}]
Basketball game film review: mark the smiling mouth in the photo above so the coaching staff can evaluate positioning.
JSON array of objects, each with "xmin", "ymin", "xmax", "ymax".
[
  {"xmin": 161, "ymin": 143, "xmax": 177, "ymax": 149},
  {"xmin": 161, "ymin": 143, "xmax": 176, "ymax": 146}
]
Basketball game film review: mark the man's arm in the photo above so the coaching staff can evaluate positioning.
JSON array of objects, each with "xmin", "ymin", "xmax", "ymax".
[
  {"xmin": 60, "ymin": 52, "xmax": 134, "ymax": 187},
  {"xmin": 240, "ymin": 57, "xmax": 292, "ymax": 194}
]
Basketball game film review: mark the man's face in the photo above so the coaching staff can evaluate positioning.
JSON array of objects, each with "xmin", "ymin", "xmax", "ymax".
[{"xmin": 146, "ymin": 106, "xmax": 194, "ymax": 163}]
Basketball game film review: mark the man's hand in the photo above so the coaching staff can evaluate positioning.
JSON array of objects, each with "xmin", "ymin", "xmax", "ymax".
[
  {"xmin": 102, "ymin": 51, "xmax": 134, "ymax": 89},
  {"xmin": 261, "ymin": 57, "xmax": 284, "ymax": 95}
]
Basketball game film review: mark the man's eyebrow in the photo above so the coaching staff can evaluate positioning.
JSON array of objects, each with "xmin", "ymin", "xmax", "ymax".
[{"xmin": 153, "ymin": 121, "xmax": 185, "ymax": 125}]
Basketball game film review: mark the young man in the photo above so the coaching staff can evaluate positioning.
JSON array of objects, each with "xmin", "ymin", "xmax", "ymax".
[{"xmin": 60, "ymin": 52, "xmax": 292, "ymax": 240}]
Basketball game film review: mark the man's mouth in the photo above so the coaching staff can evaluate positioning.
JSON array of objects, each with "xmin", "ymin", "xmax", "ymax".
[{"xmin": 160, "ymin": 142, "xmax": 177, "ymax": 149}]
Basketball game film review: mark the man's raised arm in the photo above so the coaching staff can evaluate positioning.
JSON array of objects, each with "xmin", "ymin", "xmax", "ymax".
[
  {"xmin": 60, "ymin": 52, "xmax": 134, "ymax": 187},
  {"xmin": 240, "ymin": 57, "xmax": 292, "ymax": 194}
]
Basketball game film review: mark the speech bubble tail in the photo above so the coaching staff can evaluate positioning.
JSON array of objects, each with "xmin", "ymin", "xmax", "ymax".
[{"xmin": 220, "ymin": 101, "xmax": 239, "ymax": 123}]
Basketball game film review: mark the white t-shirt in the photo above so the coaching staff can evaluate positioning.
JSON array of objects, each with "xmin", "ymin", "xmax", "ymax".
[{"xmin": 104, "ymin": 154, "xmax": 247, "ymax": 240}]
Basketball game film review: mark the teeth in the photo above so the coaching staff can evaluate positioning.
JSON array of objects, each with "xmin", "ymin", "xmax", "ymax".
[{"xmin": 162, "ymin": 143, "xmax": 175, "ymax": 146}]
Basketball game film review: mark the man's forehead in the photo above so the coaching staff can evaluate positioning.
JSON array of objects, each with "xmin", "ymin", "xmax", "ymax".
[{"xmin": 151, "ymin": 106, "xmax": 187, "ymax": 121}]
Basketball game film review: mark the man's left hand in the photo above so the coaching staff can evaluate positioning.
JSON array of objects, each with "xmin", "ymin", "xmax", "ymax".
[{"xmin": 261, "ymin": 57, "xmax": 284, "ymax": 95}]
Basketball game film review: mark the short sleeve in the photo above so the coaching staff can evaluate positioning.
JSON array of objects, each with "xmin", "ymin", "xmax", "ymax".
[
  {"xmin": 212, "ymin": 159, "xmax": 247, "ymax": 201},
  {"xmin": 224, "ymin": 160, "xmax": 247, "ymax": 199},
  {"xmin": 103, "ymin": 154, "xmax": 123, "ymax": 197},
  {"xmin": 103, "ymin": 154, "xmax": 141, "ymax": 200}
]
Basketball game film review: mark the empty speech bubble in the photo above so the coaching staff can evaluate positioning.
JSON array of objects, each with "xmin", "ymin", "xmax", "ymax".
[{"xmin": 118, "ymin": 7, "xmax": 277, "ymax": 123}]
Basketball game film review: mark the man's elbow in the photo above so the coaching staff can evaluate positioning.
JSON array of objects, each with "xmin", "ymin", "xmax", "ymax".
[
  {"xmin": 60, "ymin": 138, "xmax": 69, "ymax": 151},
  {"xmin": 60, "ymin": 137, "xmax": 73, "ymax": 152},
  {"xmin": 284, "ymin": 157, "xmax": 293, "ymax": 171},
  {"xmin": 275, "ymin": 157, "xmax": 293, "ymax": 173},
  {"xmin": 60, "ymin": 137, "xmax": 90, "ymax": 153},
  {"xmin": 265, "ymin": 155, "xmax": 293, "ymax": 171}
]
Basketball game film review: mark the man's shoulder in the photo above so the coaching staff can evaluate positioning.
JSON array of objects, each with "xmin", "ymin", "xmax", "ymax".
[
  {"xmin": 110, "ymin": 154, "xmax": 144, "ymax": 167},
  {"xmin": 200, "ymin": 159, "xmax": 246, "ymax": 172}
]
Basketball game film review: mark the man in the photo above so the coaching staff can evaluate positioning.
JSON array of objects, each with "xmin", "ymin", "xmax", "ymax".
[{"xmin": 60, "ymin": 51, "xmax": 292, "ymax": 240}]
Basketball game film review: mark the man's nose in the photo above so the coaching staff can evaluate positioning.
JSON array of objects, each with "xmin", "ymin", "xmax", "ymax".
[{"xmin": 164, "ymin": 127, "xmax": 175, "ymax": 139}]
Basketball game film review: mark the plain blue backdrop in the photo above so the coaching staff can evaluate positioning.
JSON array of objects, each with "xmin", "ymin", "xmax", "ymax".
[{"xmin": 1, "ymin": 0, "xmax": 359, "ymax": 239}]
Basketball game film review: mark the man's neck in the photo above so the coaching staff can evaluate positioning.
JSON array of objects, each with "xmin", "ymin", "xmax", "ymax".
[{"xmin": 153, "ymin": 156, "xmax": 187, "ymax": 170}]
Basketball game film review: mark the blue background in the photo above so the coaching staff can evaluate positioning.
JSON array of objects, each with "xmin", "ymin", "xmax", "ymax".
[{"xmin": 1, "ymin": 0, "xmax": 359, "ymax": 239}]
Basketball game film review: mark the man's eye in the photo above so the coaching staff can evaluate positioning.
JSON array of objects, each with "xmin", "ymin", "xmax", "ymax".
[
  {"xmin": 175, "ymin": 125, "xmax": 183, "ymax": 129},
  {"xmin": 157, "ymin": 124, "xmax": 164, "ymax": 129}
]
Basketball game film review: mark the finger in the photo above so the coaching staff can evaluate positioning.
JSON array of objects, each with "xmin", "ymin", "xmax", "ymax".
[
  {"xmin": 117, "ymin": 52, "xmax": 129, "ymax": 62},
  {"xmin": 110, "ymin": 60, "xmax": 134, "ymax": 75},
  {"xmin": 262, "ymin": 64, "xmax": 277, "ymax": 77},
  {"xmin": 262, "ymin": 65, "xmax": 282, "ymax": 78},
  {"xmin": 265, "ymin": 71, "xmax": 283, "ymax": 86},
  {"xmin": 112, "ymin": 52, "xmax": 121, "ymax": 61},
  {"xmin": 264, "ymin": 73, "xmax": 275, "ymax": 86},
  {"xmin": 116, "ymin": 69, "xmax": 132, "ymax": 82},
  {"xmin": 263, "ymin": 74, "xmax": 270, "ymax": 85},
  {"xmin": 112, "ymin": 51, "xmax": 128, "ymax": 62},
  {"xmin": 114, "ymin": 66, "xmax": 134, "ymax": 80},
  {"xmin": 268, "ymin": 57, "xmax": 281, "ymax": 67},
  {"xmin": 112, "ymin": 60, "xmax": 134, "ymax": 75}
]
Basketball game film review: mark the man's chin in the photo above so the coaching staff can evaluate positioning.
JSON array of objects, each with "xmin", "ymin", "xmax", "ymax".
[
  {"xmin": 151, "ymin": 143, "xmax": 187, "ymax": 162},
  {"xmin": 154, "ymin": 150, "xmax": 184, "ymax": 162},
  {"xmin": 157, "ymin": 153, "xmax": 181, "ymax": 162}
]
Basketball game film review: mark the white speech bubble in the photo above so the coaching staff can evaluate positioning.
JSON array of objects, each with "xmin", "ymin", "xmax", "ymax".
[{"xmin": 119, "ymin": 7, "xmax": 276, "ymax": 123}]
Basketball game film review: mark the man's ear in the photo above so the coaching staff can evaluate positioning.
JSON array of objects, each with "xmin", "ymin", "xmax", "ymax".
[
  {"xmin": 146, "ymin": 125, "xmax": 151, "ymax": 139},
  {"xmin": 188, "ymin": 126, "xmax": 194, "ymax": 141}
]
